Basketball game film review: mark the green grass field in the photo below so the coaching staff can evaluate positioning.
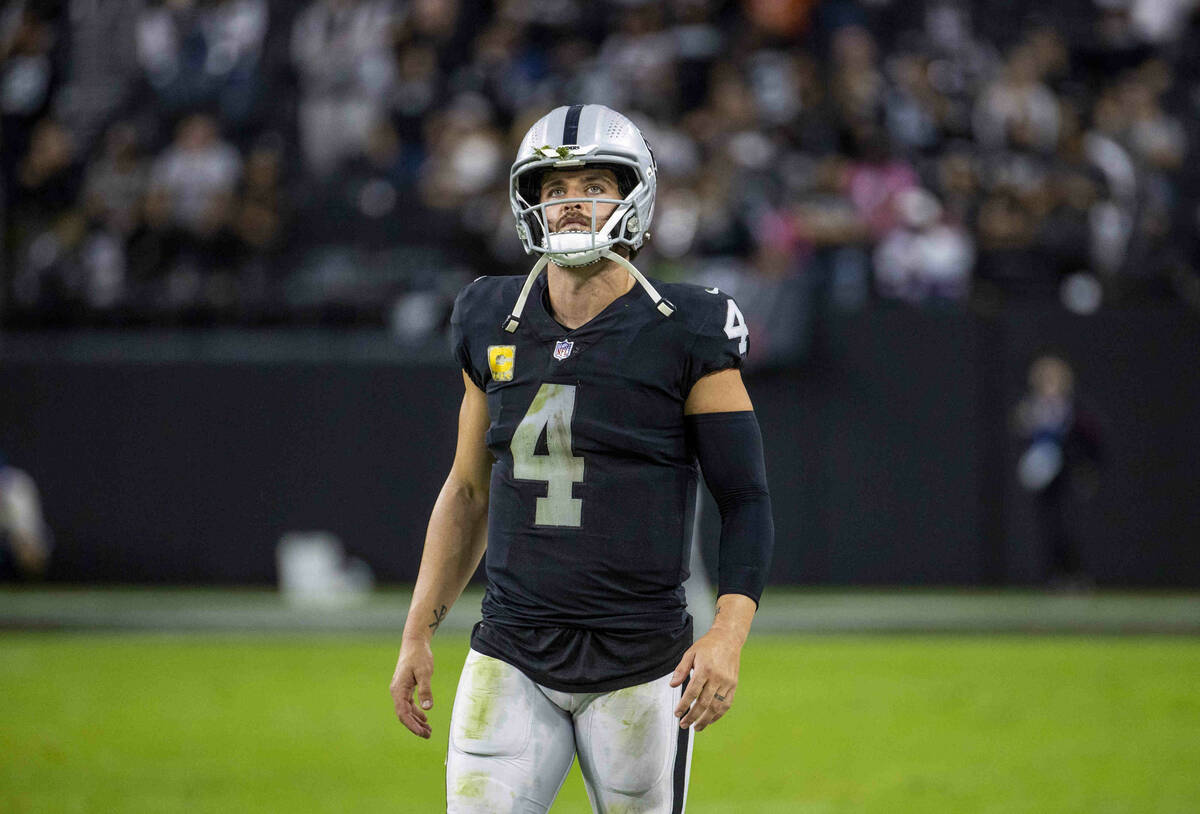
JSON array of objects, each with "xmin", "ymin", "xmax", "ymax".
[{"xmin": 2, "ymin": 631, "xmax": 1198, "ymax": 813}]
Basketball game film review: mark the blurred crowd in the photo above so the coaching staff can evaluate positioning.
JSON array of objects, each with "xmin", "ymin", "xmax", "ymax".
[{"xmin": 3, "ymin": 0, "xmax": 1199, "ymax": 360}]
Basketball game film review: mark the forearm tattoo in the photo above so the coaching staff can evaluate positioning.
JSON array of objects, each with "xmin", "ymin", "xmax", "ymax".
[{"xmin": 428, "ymin": 604, "xmax": 448, "ymax": 633}]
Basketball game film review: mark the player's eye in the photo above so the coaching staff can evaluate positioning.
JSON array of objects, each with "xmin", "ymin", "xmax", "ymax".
[
  {"xmin": 546, "ymin": 187, "xmax": 565, "ymax": 197},
  {"xmin": 587, "ymin": 184, "xmax": 605, "ymax": 195}
]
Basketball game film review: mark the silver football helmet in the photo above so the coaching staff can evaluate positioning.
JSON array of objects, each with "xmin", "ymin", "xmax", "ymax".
[
  {"xmin": 503, "ymin": 104, "xmax": 673, "ymax": 333},
  {"xmin": 511, "ymin": 104, "xmax": 657, "ymax": 266}
]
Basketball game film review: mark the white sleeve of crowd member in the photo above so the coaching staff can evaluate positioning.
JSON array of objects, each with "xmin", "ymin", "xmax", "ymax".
[{"xmin": 2, "ymin": 469, "xmax": 49, "ymax": 543}]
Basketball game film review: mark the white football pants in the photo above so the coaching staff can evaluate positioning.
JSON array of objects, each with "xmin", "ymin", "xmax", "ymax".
[{"xmin": 446, "ymin": 649, "xmax": 694, "ymax": 813}]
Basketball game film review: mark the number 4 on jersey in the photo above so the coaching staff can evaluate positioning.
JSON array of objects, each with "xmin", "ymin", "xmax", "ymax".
[
  {"xmin": 724, "ymin": 299, "xmax": 749, "ymax": 355},
  {"xmin": 512, "ymin": 383, "xmax": 585, "ymax": 527}
]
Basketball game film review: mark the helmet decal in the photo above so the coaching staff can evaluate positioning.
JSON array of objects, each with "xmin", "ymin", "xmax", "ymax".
[{"xmin": 561, "ymin": 103, "xmax": 584, "ymax": 145}]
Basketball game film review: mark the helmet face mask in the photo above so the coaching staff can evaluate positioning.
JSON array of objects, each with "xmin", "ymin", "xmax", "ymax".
[
  {"xmin": 510, "ymin": 106, "xmax": 657, "ymax": 267},
  {"xmin": 518, "ymin": 188, "xmax": 649, "ymax": 268}
]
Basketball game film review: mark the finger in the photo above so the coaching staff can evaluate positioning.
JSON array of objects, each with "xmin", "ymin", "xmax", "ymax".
[
  {"xmin": 692, "ymin": 706, "xmax": 716, "ymax": 732},
  {"xmin": 682, "ymin": 680, "xmax": 733, "ymax": 729},
  {"xmin": 401, "ymin": 709, "xmax": 432, "ymax": 738},
  {"xmin": 674, "ymin": 674, "xmax": 704, "ymax": 719},
  {"xmin": 675, "ymin": 675, "xmax": 707, "ymax": 722},
  {"xmin": 391, "ymin": 672, "xmax": 421, "ymax": 716},
  {"xmin": 400, "ymin": 681, "xmax": 428, "ymax": 725},
  {"xmin": 417, "ymin": 670, "xmax": 434, "ymax": 712},
  {"xmin": 694, "ymin": 707, "xmax": 722, "ymax": 732},
  {"xmin": 391, "ymin": 675, "xmax": 431, "ymax": 736},
  {"xmin": 679, "ymin": 688, "xmax": 714, "ymax": 729},
  {"xmin": 669, "ymin": 650, "xmax": 695, "ymax": 688},
  {"xmin": 679, "ymin": 699, "xmax": 709, "ymax": 729},
  {"xmin": 395, "ymin": 697, "xmax": 432, "ymax": 739},
  {"xmin": 695, "ymin": 689, "xmax": 733, "ymax": 732}
]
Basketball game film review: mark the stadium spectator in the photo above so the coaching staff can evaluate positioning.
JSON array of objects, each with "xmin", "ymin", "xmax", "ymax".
[
  {"xmin": 1014, "ymin": 355, "xmax": 1104, "ymax": 587},
  {"xmin": 595, "ymin": 2, "xmax": 678, "ymax": 115},
  {"xmin": 56, "ymin": 0, "xmax": 144, "ymax": 149},
  {"xmin": 829, "ymin": 24, "xmax": 884, "ymax": 133},
  {"xmin": 232, "ymin": 134, "xmax": 285, "ymax": 256},
  {"xmin": 0, "ymin": 451, "xmax": 52, "ymax": 581},
  {"xmin": 8, "ymin": 118, "xmax": 85, "ymax": 319},
  {"xmin": 883, "ymin": 50, "xmax": 948, "ymax": 155},
  {"xmin": 1, "ymin": 5, "xmax": 58, "ymax": 188},
  {"xmin": 920, "ymin": 0, "xmax": 999, "ymax": 137},
  {"xmin": 83, "ymin": 122, "xmax": 151, "ymax": 239},
  {"xmin": 935, "ymin": 146, "xmax": 982, "ymax": 227},
  {"xmin": 291, "ymin": 0, "xmax": 400, "ymax": 176},
  {"xmin": 789, "ymin": 154, "xmax": 871, "ymax": 336},
  {"xmin": 136, "ymin": 0, "xmax": 269, "ymax": 126},
  {"xmin": 975, "ymin": 152, "xmax": 1054, "ymax": 294},
  {"xmin": 224, "ymin": 133, "xmax": 287, "ymax": 315},
  {"xmin": 417, "ymin": 95, "xmax": 505, "ymax": 214},
  {"xmin": 454, "ymin": 19, "xmax": 544, "ymax": 120},
  {"xmin": 873, "ymin": 186, "xmax": 973, "ymax": 302},
  {"xmin": 1, "ymin": 0, "xmax": 1199, "ymax": 335},
  {"xmin": 296, "ymin": 117, "xmax": 414, "ymax": 249},
  {"xmin": 70, "ymin": 121, "xmax": 159, "ymax": 314},
  {"xmin": 844, "ymin": 126, "xmax": 919, "ymax": 240},
  {"xmin": 139, "ymin": 113, "xmax": 243, "ymax": 317},
  {"xmin": 973, "ymin": 42, "xmax": 1060, "ymax": 154},
  {"xmin": 146, "ymin": 113, "xmax": 241, "ymax": 238}
]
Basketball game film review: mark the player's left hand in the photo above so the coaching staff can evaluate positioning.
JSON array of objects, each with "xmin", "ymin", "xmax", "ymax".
[{"xmin": 669, "ymin": 628, "xmax": 742, "ymax": 732}]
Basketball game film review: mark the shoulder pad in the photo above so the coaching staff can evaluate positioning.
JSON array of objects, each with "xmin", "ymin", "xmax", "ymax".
[
  {"xmin": 453, "ymin": 275, "xmax": 524, "ymax": 326},
  {"xmin": 657, "ymin": 282, "xmax": 743, "ymax": 337}
]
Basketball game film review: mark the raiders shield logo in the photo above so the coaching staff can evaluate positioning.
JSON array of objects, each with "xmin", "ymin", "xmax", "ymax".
[{"xmin": 553, "ymin": 340, "xmax": 574, "ymax": 361}]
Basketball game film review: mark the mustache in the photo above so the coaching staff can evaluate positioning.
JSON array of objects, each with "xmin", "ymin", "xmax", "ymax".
[{"xmin": 555, "ymin": 213, "xmax": 592, "ymax": 229}]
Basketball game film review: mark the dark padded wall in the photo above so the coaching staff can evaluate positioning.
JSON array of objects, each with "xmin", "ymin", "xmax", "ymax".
[
  {"xmin": 727, "ymin": 309, "xmax": 984, "ymax": 586},
  {"xmin": 0, "ymin": 361, "xmax": 459, "ymax": 582},
  {"xmin": 2, "ymin": 304, "xmax": 1198, "ymax": 585}
]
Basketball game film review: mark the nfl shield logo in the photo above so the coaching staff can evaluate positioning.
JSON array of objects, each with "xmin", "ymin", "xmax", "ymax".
[{"xmin": 553, "ymin": 340, "xmax": 574, "ymax": 361}]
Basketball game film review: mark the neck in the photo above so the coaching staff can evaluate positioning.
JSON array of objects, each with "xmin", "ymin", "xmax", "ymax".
[{"xmin": 545, "ymin": 255, "xmax": 635, "ymax": 330}]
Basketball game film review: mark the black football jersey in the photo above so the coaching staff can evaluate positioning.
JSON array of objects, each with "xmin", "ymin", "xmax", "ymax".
[{"xmin": 450, "ymin": 272, "xmax": 748, "ymax": 692}]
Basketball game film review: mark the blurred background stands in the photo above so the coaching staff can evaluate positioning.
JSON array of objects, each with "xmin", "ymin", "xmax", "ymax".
[{"xmin": 1, "ymin": 0, "xmax": 1199, "ymax": 363}]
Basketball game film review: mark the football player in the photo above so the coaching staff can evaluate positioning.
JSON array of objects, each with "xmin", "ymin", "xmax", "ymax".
[{"xmin": 390, "ymin": 104, "xmax": 774, "ymax": 813}]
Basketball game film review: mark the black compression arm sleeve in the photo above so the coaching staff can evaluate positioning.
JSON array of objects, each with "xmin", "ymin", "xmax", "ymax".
[{"xmin": 686, "ymin": 411, "xmax": 774, "ymax": 605}]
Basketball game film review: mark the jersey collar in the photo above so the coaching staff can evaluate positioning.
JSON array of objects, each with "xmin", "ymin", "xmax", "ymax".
[{"xmin": 526, "ymin": 271, "xmax": 645, "ymax": 343}]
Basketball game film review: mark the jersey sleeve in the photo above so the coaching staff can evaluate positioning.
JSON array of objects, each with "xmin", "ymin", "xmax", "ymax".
[
  {"xmin": 683, "ymin": 293, "xmax": 748, "ymax": 395},
  {"xmin": 450, "ymin": 282, "xmax": 486, "ymax": 389}
]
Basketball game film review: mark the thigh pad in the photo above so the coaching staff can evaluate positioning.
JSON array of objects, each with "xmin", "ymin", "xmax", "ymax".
[
  {"xmin": 450, "ymin": 652, "xmax": 534, "ymax": 759},
  {"xmin": 582, "ymin": 679, "xmax": 675, "ymax": 796}
]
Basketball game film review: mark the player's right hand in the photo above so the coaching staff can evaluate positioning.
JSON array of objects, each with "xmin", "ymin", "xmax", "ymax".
[{"xmin": 390, "ymin": 639, "xmax": 435, "ymax": 739}]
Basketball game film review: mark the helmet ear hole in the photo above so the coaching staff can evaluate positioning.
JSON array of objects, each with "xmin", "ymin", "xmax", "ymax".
[
  {"xmin": 522, "ymin": 213, "xmax": 545, "ymax": 247},
  {"xmin": 516, "ymin": 171, "xmax": 542, "ymax": 209},
  {"xmin": 618, "ymin": 168, "xmax": 639, "ymax": 198}
]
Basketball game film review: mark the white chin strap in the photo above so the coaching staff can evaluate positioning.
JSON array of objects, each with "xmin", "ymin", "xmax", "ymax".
[
  {"xmin": 502, "ymin": 254, "xmax": 549, "ymax": 333},
  {"xmin": 502, "ymin": 250, "xmax": 675, "ymax": 334},
  {"xmin": 600, "ymin": 250, "xmax": 676, "ymax": 318}
]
